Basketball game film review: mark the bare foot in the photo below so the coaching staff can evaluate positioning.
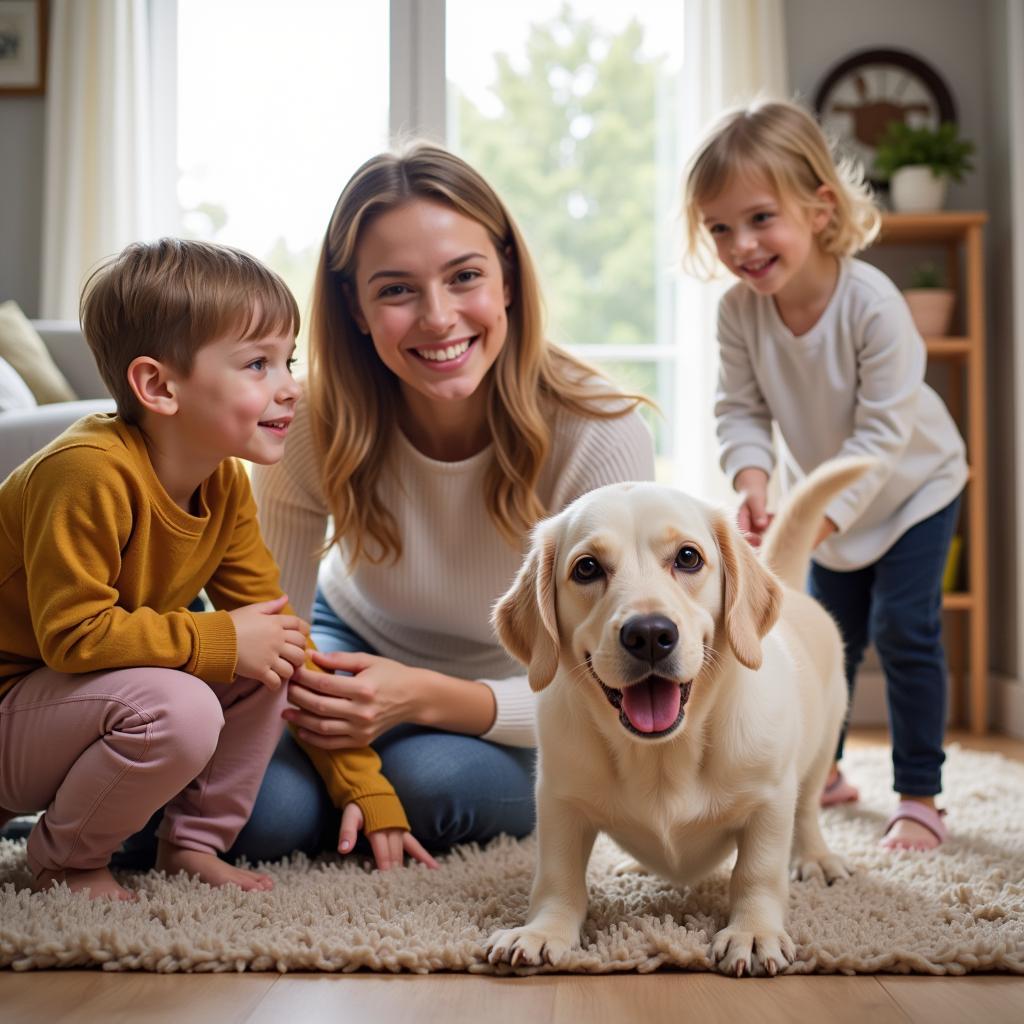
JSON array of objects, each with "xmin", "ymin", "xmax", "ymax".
[
  {"xmin": 32, "ymin": 865, "xmax": 135, "ymax": 900},
  {"xmin": 156, "ymin": 841, "xmax": 273, "ymax": 891}
]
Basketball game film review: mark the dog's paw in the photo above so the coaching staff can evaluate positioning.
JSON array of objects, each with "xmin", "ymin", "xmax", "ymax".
[
  {"xmin": 612, "ymin": 856, "xmax": 648, "ymax": 877},
  {"xmin": 791, "ymin": 850, "xmax": 854, "ymax": 884},
  {"xmin": 485, "ymin": 926, "xmax": 574, "ymax": 968},
  {"xmin": 711, "ymin": 924, "xmax": 795, "ymax": 978}
]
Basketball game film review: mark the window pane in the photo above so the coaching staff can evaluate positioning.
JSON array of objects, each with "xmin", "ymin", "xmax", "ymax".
[
  {"xmin": 177, "ymin": 0, "xmax": 389, "ymax": 346},
  {"xmin": 583, "ymin": 356, "xmax": 677, "ymax": 483},
  {"xmin": 446, "ymin": 2, "xmax": 684, "ymax": 352}
]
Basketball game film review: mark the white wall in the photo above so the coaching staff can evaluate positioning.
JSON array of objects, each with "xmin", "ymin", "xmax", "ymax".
[
  {"xmin": 785, "ymin": 0, "xmax": 991, "ymax": 213},
  {"xmin": 0, "ymin": 96, "xmax": 45, "ymax": 316}
]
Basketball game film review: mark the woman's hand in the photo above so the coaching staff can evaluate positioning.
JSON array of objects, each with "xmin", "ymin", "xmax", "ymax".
[
  {"xmin": 338, "ymin": 803, "xmax": 439, "ymax": 871},
  {"xmin": 283, "ymin": 650, "xmax": 419, "ymax": 748}
]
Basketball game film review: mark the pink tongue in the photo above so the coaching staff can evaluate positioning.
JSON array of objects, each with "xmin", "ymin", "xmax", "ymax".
[{"xmin": 621, "ymin": 677, "xmax": 682, "ymax": 733}]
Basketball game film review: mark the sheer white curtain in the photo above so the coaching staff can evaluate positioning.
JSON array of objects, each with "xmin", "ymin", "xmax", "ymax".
[
  {"xmin": 675, "ymin": 0, "xmax": 788, "ymax": 499},
  {"xmin": 40, "ymin": 0, "xmax": 178, "ymax": 319}
]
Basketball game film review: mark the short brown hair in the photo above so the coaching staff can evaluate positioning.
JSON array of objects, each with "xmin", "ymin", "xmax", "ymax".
[
  {"xmin": 80, "ymin": 238, "xmax": 299, "ymax": 422},
  {"xmin": 683, "ymin": 99, "xmax": 881, "ymax": 279}
]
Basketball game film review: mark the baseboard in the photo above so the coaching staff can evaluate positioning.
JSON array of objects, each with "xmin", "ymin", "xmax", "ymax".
[{"xmin": 848, "ymin": 668, "xmax": 1024, "ymax": 738}]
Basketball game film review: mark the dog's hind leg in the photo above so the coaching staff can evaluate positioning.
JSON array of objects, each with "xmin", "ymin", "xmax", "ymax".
[
  {"xmin": 790, "ymin": 741, "xmax": 853, "ymax": 884},
  {"xmin": 612, "ymin": 856, "xmax": 648, "ymax": 876}
]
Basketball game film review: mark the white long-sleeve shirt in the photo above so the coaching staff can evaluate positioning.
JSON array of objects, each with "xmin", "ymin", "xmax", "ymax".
[
  {"xmin": 715, "ymin": 258, "xmax": 968, "ymax": 571},
  {"xmin": 252, "ymin": 397, "xmax": 655, "ymax": 747}
]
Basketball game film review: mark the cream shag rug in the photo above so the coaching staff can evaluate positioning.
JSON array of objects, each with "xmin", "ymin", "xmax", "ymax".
[{"xmin": 1, "ymin": 744, "xmax": 1022, "ymax": 975}]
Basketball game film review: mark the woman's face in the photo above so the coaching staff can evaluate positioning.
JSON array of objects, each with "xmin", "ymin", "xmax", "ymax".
[{"xmin": 348, "ymin": 199, "xmax": 512, "ymax": 409}]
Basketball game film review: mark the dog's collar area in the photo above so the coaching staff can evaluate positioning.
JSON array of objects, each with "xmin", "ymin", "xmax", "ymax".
[{"xmin": 586, "ymin": 656, "xmax": 693, "ymax": 739}]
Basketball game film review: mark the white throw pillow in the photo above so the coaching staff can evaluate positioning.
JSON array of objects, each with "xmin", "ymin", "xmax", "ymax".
[{"xmin": 0, "ymin": 355, "xmax": 37, "ymax": 412}]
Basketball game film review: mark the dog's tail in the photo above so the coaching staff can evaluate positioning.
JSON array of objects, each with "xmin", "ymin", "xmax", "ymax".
[{"xmin": 760, "ymin": 456, "xmax": 876, "ymax": 589}]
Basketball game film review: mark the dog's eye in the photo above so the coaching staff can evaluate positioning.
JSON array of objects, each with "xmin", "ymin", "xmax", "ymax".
[
  {"xmin": 571, "ymin": 556, "xmax": 604, "ymax": 583},
  {"xmin": 674, "ymin": 546, "xmax": 703, "ymax": 572}
]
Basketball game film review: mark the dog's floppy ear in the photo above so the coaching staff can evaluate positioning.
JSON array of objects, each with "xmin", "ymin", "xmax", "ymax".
[
  {"xmin": 712, "ymin": 512, "xmax": 783, "ymax": 670},
  {"xmin": 492, "ymin": 522, "xmax": 560, "ymax": 691}
]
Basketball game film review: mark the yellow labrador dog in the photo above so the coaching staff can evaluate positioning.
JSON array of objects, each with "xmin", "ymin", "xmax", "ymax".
[{"xmin": 485, "ymin": 457, "xmax": 872, "ymax": 977}]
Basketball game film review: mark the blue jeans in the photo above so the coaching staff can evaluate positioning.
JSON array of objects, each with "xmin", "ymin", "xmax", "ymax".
[
  {"xmin": 228, "ymin": 591, "xmax": 536, "ymax": 861},
  {"xmin": 808, "ymin": 496, "xmax": 961, "ymax": 797}
]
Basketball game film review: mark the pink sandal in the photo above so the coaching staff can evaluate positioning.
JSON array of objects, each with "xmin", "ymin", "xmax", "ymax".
[
  {"xmin": 881, "ymin": 800, "xmax": 948, "ymax": 850},
  {"xmin": 820, "ymin": 770, "xmax": 859, "ymax": 807}
]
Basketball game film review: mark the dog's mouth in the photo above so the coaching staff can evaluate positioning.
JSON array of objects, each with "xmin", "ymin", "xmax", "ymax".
[{"xmin": 587, "ymin": 657, "xmax": 692, "ymax": 739}]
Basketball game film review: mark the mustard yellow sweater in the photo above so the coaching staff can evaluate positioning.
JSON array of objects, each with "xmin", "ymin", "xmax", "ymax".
[{"xmin": 0, "ymin": 414, "xmax": 408, "ymax": 833}]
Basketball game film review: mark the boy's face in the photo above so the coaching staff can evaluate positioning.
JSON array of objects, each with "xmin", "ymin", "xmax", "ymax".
[{"xmin": 170, "ymin": 330, "xmax": 300, "ymax": 465}]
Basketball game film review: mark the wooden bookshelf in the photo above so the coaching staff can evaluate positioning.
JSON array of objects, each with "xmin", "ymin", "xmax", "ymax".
[{"xmin": 875, "ymin": 212, "xmax": 988, "ymax": 734}]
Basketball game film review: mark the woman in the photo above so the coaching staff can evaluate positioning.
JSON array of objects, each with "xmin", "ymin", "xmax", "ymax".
[{"xmin": 232, "ymin": 142, "xmax": 656, "ymax": 864}]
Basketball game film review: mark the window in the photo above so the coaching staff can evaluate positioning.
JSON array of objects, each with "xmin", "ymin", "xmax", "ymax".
[
  {"xmin": 447, "ymin": 1, "xmax": 687, "ymax": 482},
  {"xmin": 176, "ymin": 1, "xmax": 719, "ymax": 491},
  {"xmin": 177, "ymin": 0, "xmax": 389, "ymax": 349}
]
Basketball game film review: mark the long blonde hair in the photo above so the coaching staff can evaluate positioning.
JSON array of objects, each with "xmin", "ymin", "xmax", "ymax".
[
  {"xmin": 310, "ymin": 141, "xmax": 645, "ymax": 567},
  {"xmin": 682, "ymin": 99, "xmax": 881, "ymax": 279}
]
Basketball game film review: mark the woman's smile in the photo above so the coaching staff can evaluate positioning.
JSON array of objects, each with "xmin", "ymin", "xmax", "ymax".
[{"xmin": 410, "ymin": 336, "xmax": 476, "ymax": 367}]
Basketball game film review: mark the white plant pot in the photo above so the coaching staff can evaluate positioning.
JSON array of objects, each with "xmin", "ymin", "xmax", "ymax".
[
  {"xmin": 890, "ymin": 165, "xmax": 949, "ymax": 213},
  {"xmin": 903, "ymin": 288, "xmax": 956, "ymax": 336}
]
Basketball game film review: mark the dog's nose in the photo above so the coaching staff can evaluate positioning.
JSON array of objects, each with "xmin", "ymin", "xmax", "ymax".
[{"xmin": 619, "ymin": 615, "xmax": 678, "ymax": 664}]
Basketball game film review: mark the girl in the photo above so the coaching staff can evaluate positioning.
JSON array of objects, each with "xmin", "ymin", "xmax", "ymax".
[
  {"xmin": 682, "ymin": 100, "xmax": 967, "ymax": 851},
  {"xmin": 230, "ymin": 142, "xmax": 656, "ymax": 863}
]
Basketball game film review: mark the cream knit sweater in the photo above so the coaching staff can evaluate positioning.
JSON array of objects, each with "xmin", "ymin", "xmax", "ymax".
[{"xmin": 715, "ymin": 259, "xmax": 967, "ymax": 571}]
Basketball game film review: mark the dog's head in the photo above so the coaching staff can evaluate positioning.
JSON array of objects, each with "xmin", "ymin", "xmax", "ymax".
[{"xmin": 493, "ymin": 482, "xmax": 782, "ymax": 743}]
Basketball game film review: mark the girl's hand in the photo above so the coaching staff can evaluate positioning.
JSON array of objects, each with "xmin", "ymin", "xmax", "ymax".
[
  {"xmin": 283, "ymin": 651, "xmax": 418, "ymax": 748},
  {"xmin": 814, "ymin": 516, "xmax": 838, "ymax": 547},
  {"xmin": 338, "ymin": 803, "xmax": 439, "ymax": 871},
  {"xmin": 734, "ymin": 467, "xmax": 772, "ymax": 547}
]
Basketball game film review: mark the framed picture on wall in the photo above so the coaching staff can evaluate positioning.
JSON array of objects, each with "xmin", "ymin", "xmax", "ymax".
[{"xmin": 0, "ymin": 0, "xmax": 47, "ymax": 96}]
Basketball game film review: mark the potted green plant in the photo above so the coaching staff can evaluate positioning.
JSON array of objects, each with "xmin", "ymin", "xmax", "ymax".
[
  {"xmin": 874, "ymin": 121, "xmax": 975, "ymax": 213},
  {"xmin": 903, "ymin": 262, "xmax": 956, "ymax": 336}
]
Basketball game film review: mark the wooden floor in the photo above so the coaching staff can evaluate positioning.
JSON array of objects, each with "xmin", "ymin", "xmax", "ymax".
[{"xmin": 2, "ymin": 729, "xmax": 1022, "ymax": 1024}]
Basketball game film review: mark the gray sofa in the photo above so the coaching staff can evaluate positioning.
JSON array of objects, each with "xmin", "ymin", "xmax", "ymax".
[{"xmin": 0, "ymin": 321, "xmax": 115, "ymax": 480}]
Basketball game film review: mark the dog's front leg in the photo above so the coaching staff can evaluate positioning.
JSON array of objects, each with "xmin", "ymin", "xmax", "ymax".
[
  {"xmin": 486, "ymin": 793, "xmax": 597, "ymax": 968},
  {"xmin": 711, "ymin": 797, "xmax": 796, "ymax": 978}
]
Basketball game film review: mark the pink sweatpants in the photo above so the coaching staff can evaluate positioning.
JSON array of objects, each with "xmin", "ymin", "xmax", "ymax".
[{"xmin": 0, "ymin": 666, "xmax": 287, "ymax": 877}]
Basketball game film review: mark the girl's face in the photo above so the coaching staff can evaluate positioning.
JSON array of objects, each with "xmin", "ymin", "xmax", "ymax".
[
  {"xmin": 699, "ymin": 173, "xmax": 833, "ymax": 299},
  {"xmin": 348, "ymin": 199, "xmax": 511, "ymax": 410}
]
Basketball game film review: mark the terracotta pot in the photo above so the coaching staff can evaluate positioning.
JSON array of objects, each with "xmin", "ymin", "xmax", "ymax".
[
  {"xmin": 890, "ymin": 165, "xmax": 949, "ymax": 213},
  {"xmin": 903, "ymin": 288, "xmax": 956, "ymax": 336}
]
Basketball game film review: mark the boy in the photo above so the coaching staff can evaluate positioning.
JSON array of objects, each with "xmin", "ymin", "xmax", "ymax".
[{"xmin": 0, "ymin": 239, "xmax": 423, "ymax": 899}]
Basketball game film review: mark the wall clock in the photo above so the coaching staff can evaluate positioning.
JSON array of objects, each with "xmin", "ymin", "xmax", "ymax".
[{"xmin": 814, "ymin": 48, "xmax": 956, "ymax": 185}]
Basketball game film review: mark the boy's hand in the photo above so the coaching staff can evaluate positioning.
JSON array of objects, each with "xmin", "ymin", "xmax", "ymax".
[
  {"xmin": 734, "ymin": 467, "xmax": 772, "ymax": 547},
  {"xmin": 338, "ymin": 803, "xmax": 439, "ymax": 871},
  {"xmin": 228, "ymin": 595, "xmax": 309, "ymax": 691}
]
